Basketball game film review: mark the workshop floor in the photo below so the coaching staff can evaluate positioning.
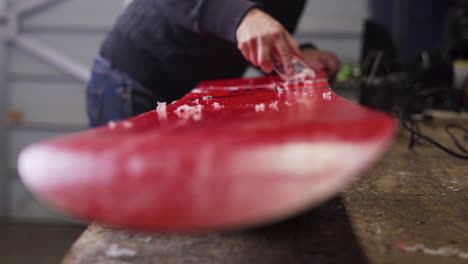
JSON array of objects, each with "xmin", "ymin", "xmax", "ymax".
[{"xmin": 0, "ymin": 221, "xmax": 85, "ymax": 264}]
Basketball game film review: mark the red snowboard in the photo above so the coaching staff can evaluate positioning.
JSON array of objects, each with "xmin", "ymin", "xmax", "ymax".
[{"xmin": 19, "ymin": 73, "xmax": 397, "ymax": 231}]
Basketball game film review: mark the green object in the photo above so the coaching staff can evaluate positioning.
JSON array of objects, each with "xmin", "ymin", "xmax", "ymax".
[{"xmin": 337, "ymin": 64, "xmax": 353, "ymax": 82}]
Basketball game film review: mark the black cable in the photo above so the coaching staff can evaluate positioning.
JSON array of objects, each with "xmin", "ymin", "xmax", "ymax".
[
  {"xmin": 397, "ymin": 110, "xmax": 468, "ymax": 160},
  {"xmin": 411, "ymin": 115, "xmax": 424, "ymax": 149},
  {"xmin": 396, "ymin": 78, "xmax": 468, "ymax": 159},
  {"xmin": 445, "ymin": 124, "xmax": 468, "ymax": 153},
  {"xmin": 360, "ymin": 50, "xmax": 468, "ymax": 160},
  {"xmin": 408, "ymin": 116, "xmax": 418, "ymax": 150}
]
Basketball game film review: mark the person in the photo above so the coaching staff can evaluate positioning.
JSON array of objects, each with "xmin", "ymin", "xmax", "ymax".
[
  {"xmin": 86, "ymin": 0, "xmax": 339, "ymax": 127},
  {"xmin": 370, "ymin": 0, "xmax": 451, "ymax": 62}
]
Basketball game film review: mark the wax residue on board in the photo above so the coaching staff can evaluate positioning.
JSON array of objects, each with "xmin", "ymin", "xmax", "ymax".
[
  {"xmin": 283, "ymin": 67, "xmax": 317, "ymax": 86},
  {"xmin": 105, "ymin": 244, "xmax": 137, "ymax": 258},
  {"xmin": 323, "ymin": 91, "xmax": 333, "ymax": 100},
  {"xmin": 212, "ymin": 102, "xmax": 224, "ymax": 110},
  {"xmin": 122, "ymin": 121, "xmax": 133, "ymax": 128},
  {"xmin": 255, "ymin": 104, "xmax": 266, "ymax": 112},
  {"xmin": 107, "ymin": 121, "xmax": 132, "ymax": 130},
  {"xmin": 398, "ymin": 243, "xmax": 468, "ymax": 259},
  {"xmin": 156, "ymin": 102, "xmax": 167, "ymax": 120},
  {"xmin": 174, "ymin": 104, "xmax": 204, "ymax": 120},
  {"xmin": 295, "ymin": 67, "xmax": 316, "ymax": 80},
  {"xmin": 107, "ymin": 121, "xmax": 117, "ymax": 130},
  {"xmin": 269, "ymin": 101, "xmax": 279, "ymax": 111},
  {"xmin": 135, "ymin": 236, "xmax": 153, "ymax": 243}
]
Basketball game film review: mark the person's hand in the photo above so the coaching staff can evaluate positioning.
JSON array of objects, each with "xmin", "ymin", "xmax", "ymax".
[
  {"xmin": 301, "ymin": 48, "xmax": 340, "ymax": 82},
  {"xmin": 236, "ymin": 8, "xmax": 302, "ymax": 74}
]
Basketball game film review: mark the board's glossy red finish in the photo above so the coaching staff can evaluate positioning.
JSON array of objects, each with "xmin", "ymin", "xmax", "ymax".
[{"xmin": 19, "ymin": 74, "xmax": 397, "ymax": 231}]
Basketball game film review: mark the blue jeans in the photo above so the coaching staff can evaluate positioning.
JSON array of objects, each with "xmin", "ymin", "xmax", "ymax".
[{"xmin": 86, "ymin": 56, "xmax": 163, "ymax": 127}]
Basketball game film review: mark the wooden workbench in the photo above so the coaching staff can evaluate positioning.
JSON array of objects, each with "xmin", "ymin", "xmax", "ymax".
[{"xmin": 63, "ymin": 119, "xmax": 468, "ymax": 264}]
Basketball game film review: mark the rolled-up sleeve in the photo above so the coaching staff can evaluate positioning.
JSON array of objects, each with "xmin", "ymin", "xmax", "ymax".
[{"xmin": 150, "ymin": 0, "xmax": 261, "ymax": 43}]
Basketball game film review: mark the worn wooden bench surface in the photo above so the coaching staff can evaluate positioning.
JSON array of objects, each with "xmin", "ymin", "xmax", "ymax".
[{"xmin": 63, "ymin": 119, "xmax": 468, "ymax": 264}]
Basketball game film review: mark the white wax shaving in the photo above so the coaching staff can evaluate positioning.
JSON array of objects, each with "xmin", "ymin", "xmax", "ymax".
[
  {"xmin": 122, "ymin": 121, "xmax": 133, "ymax": 128},
  {"xmin": 322, "ymin": 91, "xmax": 332, "ymax": 100},
  {"xmin": 212, "ymin": 102, "xmax": 224, "ymax": 110},
  {"xmin": 107, "ymin": 121, "xmax": 117, "ymax": 129},
  {"xmin": 284, "ymin": 67, "xmax": 317, "ymax": 85},
  {"xmin": 255, "ymin": 104, "xmax": 266, "ymax": 112},
  {"xmin": 136, "ymin": 236, "xmax": 153, "ymax": 243},
  {"xmin": 105, "ymin": 244, "xmax": 137, "ymax": 258},
  {"xmin": 174, "ymin": 104, "xmax": 204, "ymax": 120},
  {"xmin": 156, "ymin": 102, "xmax": 167, "ymax": 120},
  {"xmin": 269, "ymin": 101, "xmax": 279, "ymax": 111},
  {"xmin": 295, "ymin": 67, "xmax": 317, "ymax": 80},
  {"xmin": 401, "ymin": 244, "xmax": 468, "ymax": 259}
]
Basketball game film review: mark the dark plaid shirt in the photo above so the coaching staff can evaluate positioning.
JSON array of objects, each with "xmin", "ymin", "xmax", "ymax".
[{"xmin": 101, "ymin": 0, "xmax": 307, "ymax": 101}]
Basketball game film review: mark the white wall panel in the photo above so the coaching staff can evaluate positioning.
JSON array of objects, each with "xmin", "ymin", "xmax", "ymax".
[
  {"xmin": 296, "ymin": 0, "xmax": 370, "ymax": 61},
  {"xmin": 19, "ymin": 0, "xmax": 123, "ymax": 28},
  {"xmin": 10, "ymin": 47, "xmax": 64, "ymax": 77},
  {"xmin": 298, "ymin": 0, "xmax": 370, "ymax": 33},
  {"xmin": 9, "ymin": 81, "xmax": 88, "ymax": 126},
  {"xmin": 32, "ymin": 32, "xmax": 104, "ymax": 66},
  {"xmin": 11, "ymin": 33, "xmax": 104, "ymax": 76}
]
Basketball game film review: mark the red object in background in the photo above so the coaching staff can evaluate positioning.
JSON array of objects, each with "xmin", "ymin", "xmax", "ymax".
[{"xmin": 18, "ymin": 74, "xmax": 397, "ymax": 232}]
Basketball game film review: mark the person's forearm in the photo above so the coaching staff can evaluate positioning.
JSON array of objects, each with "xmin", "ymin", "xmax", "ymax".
[{"xmin": 149, "ymin": 0, "xmax": 260, "ymax": 42}]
